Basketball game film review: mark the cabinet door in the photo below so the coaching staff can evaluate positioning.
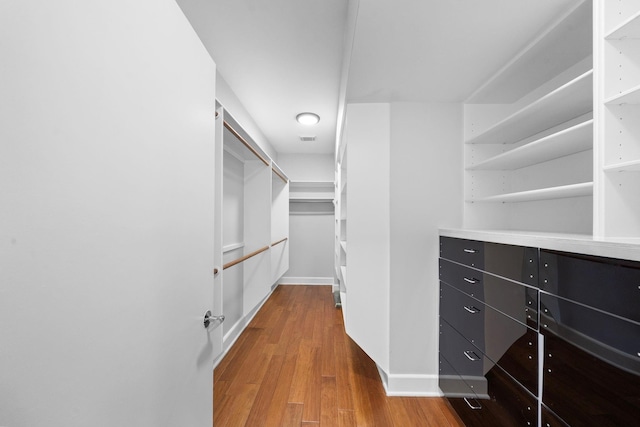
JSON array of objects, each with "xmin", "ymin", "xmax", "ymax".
[{"xmin": 541, "ymin": 295, "xmax": 640, "ymax": 427}]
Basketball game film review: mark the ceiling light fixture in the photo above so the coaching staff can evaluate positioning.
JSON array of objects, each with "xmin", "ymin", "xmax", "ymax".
[{"xmin": 296, "ymin": 112, "xmax": 320, "ymax": 125}]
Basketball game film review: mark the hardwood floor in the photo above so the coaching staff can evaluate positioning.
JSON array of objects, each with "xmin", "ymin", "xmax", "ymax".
[{"xmin": 213, "ymin": 285, "xmax": 464, "ymax": 427}]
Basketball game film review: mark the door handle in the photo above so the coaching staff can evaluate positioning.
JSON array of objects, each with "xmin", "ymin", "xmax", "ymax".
[{"xmin": 203, "ymin": 310, "xmax": 225, "ymax": 328}]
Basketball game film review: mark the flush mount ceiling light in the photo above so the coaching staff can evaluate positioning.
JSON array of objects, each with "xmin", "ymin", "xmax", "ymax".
[{"xmin": 296, "ymin": 112, "xmax": 320, "ymax": 125}]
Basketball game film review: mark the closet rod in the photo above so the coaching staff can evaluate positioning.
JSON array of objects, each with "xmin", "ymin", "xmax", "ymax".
[
  {"xmin": 223, "ymin": 245, "xmax": 270, "ymax": 270},
  {"xmin": 271, "ymin": 237, "xmax": 288, "ymax": 247},
  {"xmin": 272, "ymin": 167, "xmax": 288, "ymax": 184},
  {"xmin": 223, "ymin": 121, "xmax": 270, "ymax": 167}
]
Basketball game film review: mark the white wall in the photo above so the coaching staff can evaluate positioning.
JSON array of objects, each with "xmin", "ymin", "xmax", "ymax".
[
  {"xmin": 389, "ymin": 103, "xmax": 464, "ymax": 382},
  {"xmin": 0, "ymin": 1, "xmax": 217, "ymax": 425},
  {"xmin": 278, "ymin": 154, "xmax": 335, "ymax": 283},
  {"xmin": 278, "ymin": 153, "xmax": 335, "ymax": 181}
]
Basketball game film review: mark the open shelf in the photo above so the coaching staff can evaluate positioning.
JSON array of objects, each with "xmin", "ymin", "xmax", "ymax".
[
  {"xmin": 467, "ymin": 0, "xmax": 592, "ymax": 104},
  {"xmin": 289, "ymin": 180, "xmax": 335, "ymax": 201},
  {"xmin": 470, "ymin": 182, "xmax": 593, "ymax": 203},
  {"xmin": 340, "ymin": 241, "xmax": 347, "ymax": 252},
  {"xmin": 468, "ymin": 119, "xmax": 593, "ymax": 171},
  {"xmin": 604, "ymin": 159, "xmax": 640, "ymax": 173},
  {"xmin": 604, "ymin": 84, "xmax": 640, "ymax": 105},
  {"xmin": 466, "ymin": 70, "xmax": 593, "ymax": 145},
  {"xmin": 606, "ymin": 10, "xmax": 640, "ymax": 40}
]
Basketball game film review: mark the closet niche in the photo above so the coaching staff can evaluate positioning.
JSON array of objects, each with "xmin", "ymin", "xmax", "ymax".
[{"xmin": 216, "ymin": 105, "xmax": 289, "ymax": 360}]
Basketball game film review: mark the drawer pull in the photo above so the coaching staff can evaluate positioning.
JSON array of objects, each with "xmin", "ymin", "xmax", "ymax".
[
  {"xmin": 463, "ymin": 248, "xmax": 478, "ymax": 254},
  {"xmin": 464, "ymin": 350, "xmax": 480, "ymax": 361},
  {"xmin": 464, "ymin": 305, "xmax": 480, "ymax": 314},
  {"xmin": 463, "ymin": 277, "xmax": 479, "ymax": 284},
  {"xmin": 464, "ymin": 397, "xmax": 482, "ymax": 410}
]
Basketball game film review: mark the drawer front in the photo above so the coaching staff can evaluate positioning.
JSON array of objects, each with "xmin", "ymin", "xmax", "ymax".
[
  {"xmin": 439, "ymin": 258, "xmax": 485, "ymax": 300},
  {"xmin": 440, "ymin": 260, "xmax": 539, "ymax": 329},
  {"xmin": 446, "ymin": 364, "xmax": 538, "ymax": 427},
  {"xmin": 440, "ymin": 236, "xmax": 484, "ymax": 269},
  {"xmin": 542, "ymin": 328, "xmax": 640, "ymax": 427},
  {"xmin": 440, "ymin": 236, "xmax": 538, "ymax": 286},
  {"xmin": 439, "ymin": 353, "xmax": 485, "ymax": 399},
  {"xmin": 540, "ymin": 249, "xmax": 640, "ymax": 323},
  {"xmin": 541, "ymin": 293, "xmax": 640, "ymax": 364},
  {"xmin": 440, "ymin": 281, "xmax": 485, "ymax": 349},
  {"xmin": 482, "ymin": 310, "xmax": 538, "ymax": 396},
  {"xmin": 440, "ymin": 318, "xmax": 484, "ymax": 379}
]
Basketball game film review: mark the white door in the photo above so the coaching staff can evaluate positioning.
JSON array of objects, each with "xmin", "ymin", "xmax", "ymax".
[{"xmin": 0, "ymin": 1, "xmax": 218, "ymax": 426}]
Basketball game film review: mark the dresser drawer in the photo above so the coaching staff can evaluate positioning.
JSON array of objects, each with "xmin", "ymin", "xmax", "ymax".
[
  {"xmin": 540, "ymin": 249, "xmax": 640, "ymax": 323},
  {"xmin": 440, "ymin": 260, "xmax": 538, "ymax": 329},
  {"xmin": 440, "ymin": 237, "xmax": 538, "ymax": 286},
  {"xmin": 440, "ymin": 281, "xmax": 485, "ymax": 348},
  {"xmin": 439, "ymin": 258, "xmax": 485, "ymax": 299},
  {"xmin": 446, "ymin": 363, "xmax": 538, "ymax": 427},
  {"xmin": 440, "ymin": 236, "xmax": 484, "ymax": 269},
  {"xmin": 542, "ymin": 328, "xmax": 640, "ymax": 427},
  {"xmin": 440, "ymin": 318, "xmax": 485, "ymax": 379},
  {"xmin": 541, "ymin": 293, "xmax": 640, "ymax": 364},
  {"xmin": 439, "ymin": 353, "xmax": 487, "ymax": 400}
]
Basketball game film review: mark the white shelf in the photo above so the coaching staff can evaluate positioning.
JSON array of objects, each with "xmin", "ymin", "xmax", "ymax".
[
  {"xmin": 289, "ymin": 180, "xmax": 334, "ymax": 188},
  {"xmin": 467, "ymin": 1, "xmax": 592, "ymax": 104},
  {"xmin": 604, "ymin": 84, "xmax": 640, "ymax": 105},
  {"xmin": 606, "ymin": 10, "xmax": 640, "ymax": 40},
  {"xmin": 340, "ymin": 241, "xmax": 347, "ymax": 252},
  {"xmin": 468, "ymin": 119, "xmax": 593, "ymax": 171},
  {"xmin": 604, "ymin": 159, "xmax": 640, "ymax": 172},
  {"xmin": 470, "ymin": 182, "xmax": 593, "ymax": 203},
  {"xmin": 466, "ymin": 70, "xmax": 593, "ymax": 145}
]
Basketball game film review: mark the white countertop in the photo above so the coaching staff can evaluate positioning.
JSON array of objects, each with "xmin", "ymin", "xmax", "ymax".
[{"xmin": 440, "ymin": 228, "xmax": 640, "ymax": 262}]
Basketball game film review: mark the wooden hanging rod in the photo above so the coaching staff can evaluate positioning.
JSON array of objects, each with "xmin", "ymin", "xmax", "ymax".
[
  {"xmin": 272, "ymin": 167, "xmax": 288, "ymax": 184},
  {"xmin": 223, "ymin": 245, "xmax": 270, "ymax": 270},
  {"xmin": 223, "ymin": 121, "xmax": 270, "ymax": 167},
  {"xmin": 271, "ymin": 237, "xmax": 288, "ymax": 247}
]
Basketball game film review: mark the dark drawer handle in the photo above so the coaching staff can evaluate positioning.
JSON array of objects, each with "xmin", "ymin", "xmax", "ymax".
[
  {"xmin": 464, "ymin": 350, "xmax": 480, "ymax": 361},
  {"xmin": 463, "ymin": 277, "xmax": 479, "ymax": 284},
  {"xmin": 463, "ymin": 248, "xmax": 478, "ymax": 254},
  {"xmin": 464, "ymin": 397, "xmax": 482, "ymax": 410},
  {"xmin": 464, "ymin": 305, "xmax": 480, "ymax": 314}
]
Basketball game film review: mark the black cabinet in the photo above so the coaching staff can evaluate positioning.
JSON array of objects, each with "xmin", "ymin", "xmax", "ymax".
[{"xmin": 439, "ymin": 235, "xmax": 640, "ymax": 427}]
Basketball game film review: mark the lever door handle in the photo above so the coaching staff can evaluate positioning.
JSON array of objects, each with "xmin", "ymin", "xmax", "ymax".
[{"xmin": 204, "ymin": 310, "xmax": 225, "ymax": 328}]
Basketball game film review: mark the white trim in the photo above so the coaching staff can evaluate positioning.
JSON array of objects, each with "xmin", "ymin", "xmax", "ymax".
[
  {"xmin": 376, "ymin": 365, "xmax": 442, "ymax": 397},
  {"xmin": 278, "ymin": 276, "xmax": 335, "ymax": 285},
  {"xmin": 223, "ymin": 242, "xmax": 244, "ymax": 253}
]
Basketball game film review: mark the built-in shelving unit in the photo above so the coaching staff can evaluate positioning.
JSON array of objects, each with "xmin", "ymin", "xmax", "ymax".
[
  {"xmin": 216, "ymin": 105, "xmax": 289, "ymax": 361},
  {"xmin": 596, "ymin": 0, "xmax": 640, "ymax": 238},
  {"xmin": 335, "ymin": 134, "xmax": 348, "ymax": 314},
  {"xmin": 464, "ymin": 0, "xmax": 594, "ymax": 235}
]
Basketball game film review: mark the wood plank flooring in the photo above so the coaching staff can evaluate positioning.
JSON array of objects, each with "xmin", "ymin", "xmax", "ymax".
[{"xmin": 213, "ymin": 285, "xmax": 464, "ymax": 427}]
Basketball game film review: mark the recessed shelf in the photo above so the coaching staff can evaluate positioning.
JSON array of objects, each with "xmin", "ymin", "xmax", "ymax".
[
  {"xmin": 468, "ymin": 119, "xmax": 593, "ymax": 171},
  {"xmin": 466, "ymin": 70, "xmax": 593, "ymax": 145},
  {"xmin": 470, "ymin": 182, "xmax": 593, "ymax": 203},
  {"xmin": 606, "ymin": 10, "xmax": 640, "ymax": 40},
  {"xmin": 604, "ymin": 159, "xmax": 640, "ymax": 172},
  {"xmin": 604, "ymin": 84, "xmax": 640, "ymax": 105}
]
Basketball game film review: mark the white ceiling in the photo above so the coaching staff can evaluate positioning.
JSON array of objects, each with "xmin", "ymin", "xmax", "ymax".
[{"xmin": 177, "ymin": 0, "xmax": 583, "ymax": 155}]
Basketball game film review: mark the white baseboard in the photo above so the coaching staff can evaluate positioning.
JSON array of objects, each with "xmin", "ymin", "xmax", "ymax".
[
  {"xmin": 377, "ymin": 365, "xmax": 443, "ymax": 397},
  {"xmin": 278, "ymin": 276, "xmax": 335, "ymax": 285}
]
